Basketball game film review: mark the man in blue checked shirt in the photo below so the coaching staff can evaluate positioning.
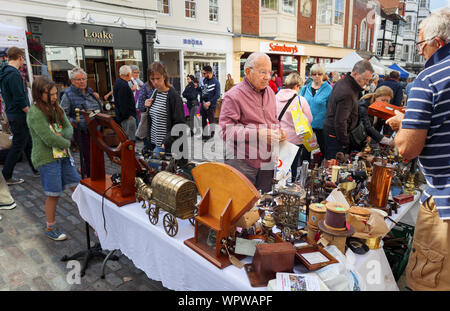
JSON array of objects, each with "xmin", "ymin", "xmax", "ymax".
[{"xmin": 387, "ymin": 7, "xmax": 450, "ymax": 291}]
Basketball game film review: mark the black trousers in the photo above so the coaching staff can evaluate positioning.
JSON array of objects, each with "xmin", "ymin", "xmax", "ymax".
[
  {"xmin": 2, "ymin": 117, "xmax": 36, "ymax": 180},
  {"xmin": 200, "ymin": 104, "xmax": 216, "ymax": 137},
  {"xmin": 324, "ymin": 131, "xmax": 347, "ymax": 160}
]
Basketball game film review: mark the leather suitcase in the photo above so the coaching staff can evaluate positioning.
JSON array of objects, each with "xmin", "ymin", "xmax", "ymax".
[
  {"xmin": 244, "ymin": 242, "xmax": 295, "ymax": 287},
  {"xmin": 368, "ymin": 101, "xmax": 405, "ymax": 120}
]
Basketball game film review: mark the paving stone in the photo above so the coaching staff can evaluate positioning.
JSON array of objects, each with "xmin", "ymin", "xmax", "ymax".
[
  {"xmin": 32, "ymin": 276, "xmax": 53, "ymax": 291},
  {"xmin": 8, "ymin": 271, "xmax": 25, "ymax": 288},
  {"xmin": 67, "ymin": 215, "xmax": 81, "ymax": 225},
  {"xmin": 25, "ymin": 248, "xmax": 45, "ymax": 265},
  {"xmin": 5, "ymin": 246, "xmax": 26, "ymax": 259}
]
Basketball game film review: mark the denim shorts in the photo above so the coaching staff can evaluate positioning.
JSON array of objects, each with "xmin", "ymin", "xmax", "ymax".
[{"xmin": 38, "ymin": 157, "xmax": 81, "ymax": 196}]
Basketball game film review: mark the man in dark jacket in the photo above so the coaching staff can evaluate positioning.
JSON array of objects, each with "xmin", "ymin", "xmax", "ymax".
[
  {"xmin": 200, "ymin": 65, "xmax": 221, "ymax": 141},
  {"xmin": 0, "ymin": 47, "xmax": 38, "ymax": 185},
  {"xmin": 114, "ymin": 65, "xmax": 137, "ymax": 142},
  {"xmin": 323, "ymin": 60, "xmax": 374, "ymax": 159},
  {"xmin": 377, "ymin": 70, "xmax": 403, "ymax": 107},
  {"xmin": 375, "ymin": 70, "xmax": 404, "ymax": 136}
]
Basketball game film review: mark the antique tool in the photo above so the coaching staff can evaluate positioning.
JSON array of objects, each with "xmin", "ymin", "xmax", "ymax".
[
  {"xmin": 79, "ymin": 112, "xmax": 152, "ymax": 206},
  {"xmin": 185, "ymin": 162, "xmax": 260, "ymax": 269},
  {"xmin": 147, "ymin": 171, "xmax": 198, "ymax": 236},
  {"xmin": 368, "ymin": 162, "xmax": 395, "ymax": 208}
]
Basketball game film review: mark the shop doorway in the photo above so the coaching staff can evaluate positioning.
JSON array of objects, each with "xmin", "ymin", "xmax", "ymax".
[{"xmin": 84, "ymin": 48, "xmax": 114, "ymax": 99}]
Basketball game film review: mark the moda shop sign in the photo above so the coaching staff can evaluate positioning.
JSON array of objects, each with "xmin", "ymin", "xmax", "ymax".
[{"xmin": 260, "ymin": 42, "xmax": 305, "ymax": 56}]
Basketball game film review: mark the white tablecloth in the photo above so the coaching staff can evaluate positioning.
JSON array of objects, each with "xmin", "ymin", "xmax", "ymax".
[
  {"xmin": 72, "ymin": 184, "xmax": 420, "ymax": 291},
  {"xmin": 73, "ymin": 185, "xmax": 259, "ymax": 291}
]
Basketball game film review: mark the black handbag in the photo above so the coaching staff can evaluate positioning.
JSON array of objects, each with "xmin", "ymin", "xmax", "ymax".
[{"xmin": 350, "ymin": 121, "xmax": 367, "ymax": 148}]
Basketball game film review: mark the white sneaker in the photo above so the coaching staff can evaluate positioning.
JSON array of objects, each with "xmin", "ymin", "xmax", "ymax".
[
  {"xmin": 6, "ymin": 178, "xmax": 24, "ymax": 185},
  {"xmin": 0, "ymin": 202, "xmax": 16, "ymax": 210}
]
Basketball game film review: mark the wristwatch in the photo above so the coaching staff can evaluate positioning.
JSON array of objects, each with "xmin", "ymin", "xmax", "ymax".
[{"xmin": 104, "ymin": 102, "xmax": 112, "ymax": 111}]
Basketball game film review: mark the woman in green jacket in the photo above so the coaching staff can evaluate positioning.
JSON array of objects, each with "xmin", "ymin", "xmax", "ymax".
[{"xmin": 27, "ymin": 77, "xmax": 80, "ymax": 241}]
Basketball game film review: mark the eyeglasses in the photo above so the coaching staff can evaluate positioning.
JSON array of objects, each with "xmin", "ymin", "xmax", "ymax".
[
  {"xmin": 415, "ymin": 36, "xmax": 436, "ymax": 51},
  {"xmin": 73, "ymin": 78, "xmax": 87, "ymax": 82},
  {"xmin": 250, "ymin": 68, "xmax": 273, "ymax": 77},
  {"xmin": 311, "ymin": 73, "xmax": 323, "ymax": 76}
]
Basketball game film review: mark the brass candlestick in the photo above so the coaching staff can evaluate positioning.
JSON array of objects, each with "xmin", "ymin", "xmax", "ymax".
[
  {"xmin": 262, "ymin": 213, "xmax": 275, "ymax": 241},
  {"xmin": 403, "ymin": 174, "xmax": 417, "ymax": 195}
]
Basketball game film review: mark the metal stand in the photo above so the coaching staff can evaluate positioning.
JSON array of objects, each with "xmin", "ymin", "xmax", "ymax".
[{"xmin": 60, "ymin": 108, "xmax": 119, "ymax": 277}]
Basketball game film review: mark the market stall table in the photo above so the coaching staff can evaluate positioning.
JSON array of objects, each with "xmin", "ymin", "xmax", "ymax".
[{"xmin": 72, "ymin": 184, "xmax": 421, "ymax": 291}]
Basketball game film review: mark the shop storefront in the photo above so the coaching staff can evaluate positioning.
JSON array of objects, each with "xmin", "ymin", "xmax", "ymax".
[
  {"xmin": 154, "ymin": 28, "xmax": 233, "ymax": 94},
  {"xmin": 26, "ymin": 18, "xmax": 155, "ymax": 99},
  {"xmin": 233, "ymin": 36, "xmax": 354, "ymax": 83}
]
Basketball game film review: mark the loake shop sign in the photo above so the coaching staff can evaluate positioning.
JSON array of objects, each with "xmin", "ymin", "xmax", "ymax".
[
  {"xmin": 260, "ymin": 42, "xmax": 305, "ymax": 56},
  {"xmin": 83, "ymin": 29, "xmax": 114, "ymax": 43}
]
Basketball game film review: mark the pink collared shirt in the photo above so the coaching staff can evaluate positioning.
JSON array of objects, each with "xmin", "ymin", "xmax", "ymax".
[{"xmin": 219, "ymin": 77, "xmax": 280, "ymax": 169}]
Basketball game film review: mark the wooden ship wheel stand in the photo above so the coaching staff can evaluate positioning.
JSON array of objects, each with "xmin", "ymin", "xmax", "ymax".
[
  {"xmin": 61, "ymin": 110, "xmax": 151, "ymax": 277},
  {"xmin": 184, "ymin": 162, "xmax": 261, "ymax": 269},
  {"xmin": 79, "ymin": 111, "xmax": 143, "ymax": 206}
]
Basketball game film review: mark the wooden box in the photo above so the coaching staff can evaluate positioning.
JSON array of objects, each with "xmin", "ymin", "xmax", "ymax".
[
  {"xmin": 295, "ymin": 244, "xmax": 338, "ymax": 271},
  {"xmin": 244, "ymin": 242, "xmax": 295, "ymax": 287},
  {"xmin": 393, "ymin": 193, "xmax": 414, "ymax": 205},
  {"xmin": 368, "ymin": 101, "xmax": 405, "ymax": 120}
]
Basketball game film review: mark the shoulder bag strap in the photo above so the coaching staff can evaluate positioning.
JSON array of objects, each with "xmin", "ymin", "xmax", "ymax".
[{"xmin": 278, "ymin": 94, "xmax": 298, "ymax": 121}]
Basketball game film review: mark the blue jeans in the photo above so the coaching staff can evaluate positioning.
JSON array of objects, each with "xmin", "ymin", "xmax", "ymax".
[{"xmin": 37, "ymin": 157, "xmax": 81, "ymax": 196}]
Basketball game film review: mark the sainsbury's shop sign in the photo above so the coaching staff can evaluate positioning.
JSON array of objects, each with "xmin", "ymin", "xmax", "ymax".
[{"xmin": 260, "ymin": 42, "xmax": 305, "ymax": 56}]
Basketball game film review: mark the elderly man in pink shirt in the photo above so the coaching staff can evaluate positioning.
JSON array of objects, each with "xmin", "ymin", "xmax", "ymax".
[
  {"xmin": 276, "ymin": 72, "xmax": 312, "ymax": 182},
  {"xmin": 219, "ymin": 52, "xmax": 286, "ymax": 192}
]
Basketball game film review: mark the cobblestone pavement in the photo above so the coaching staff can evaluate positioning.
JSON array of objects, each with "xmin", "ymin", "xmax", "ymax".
[{"xmin": 0, "ymin": 140, "xmax": 172, "ymax": 291}]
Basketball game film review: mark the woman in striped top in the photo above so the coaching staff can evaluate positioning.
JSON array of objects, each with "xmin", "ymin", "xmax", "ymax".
[{"xmin": 145, "ymin": 62, "xmax": 186, "ymax": 155}]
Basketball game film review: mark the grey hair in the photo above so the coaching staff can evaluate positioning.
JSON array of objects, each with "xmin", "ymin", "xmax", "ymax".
[
  {"xmin": 244, "ymin": 52, "xmax": 271, "ymax": 71},
  {"xmin": 419, "ymin": 7, "xmax": 450, "ymax": 42},
  {"xmin": 352, "ymin": 60, "xmax": 374, "ymax": 75},
  {"xmin": 310, "ymin": 64, "xmax": 325, "ymax": 75},
  {"xmin": 130, "ymin": 65, "xmax": 140, "ymax": 72},
  {"xmin": 119, "ymin": 65, "xmax": 132, "ymax": 76},
  {"xmin": 70, "ymin": 67, "xmax": 87, "ymax": 80}
]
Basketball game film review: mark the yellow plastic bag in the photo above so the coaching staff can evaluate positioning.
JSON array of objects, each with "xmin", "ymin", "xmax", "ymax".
[{"xmin": 290, "ymin": 102, "xmax": 317, "ymax": 152}]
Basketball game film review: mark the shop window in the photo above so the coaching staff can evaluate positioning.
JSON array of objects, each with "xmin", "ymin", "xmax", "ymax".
[
  {"xmin": 317, "ymin": 0, "xmax": 332, "ymax": 24},
  {"xmin": 334, "ymin": 0, "xmax": 345, "ymax": 25},
  {"xmin": 282, "ymin": 0, "xmax": 295, "ymax": 14},
  {"xmin": 185, "ymin": 0, "xmax": 197, "ymax": 19},
  {"xmin": 376, "ymin": 41, "xmax": 383, "ymax": 56},
  {"xmin": 281, "ymin": 56, "xmax": 298, "ymax": 82},
  {"xmin": 157, "ymin": 0, "xmax": 170, "ymax": 15},
  {"xmin": 114, "ymin": 49, "xmax": 143, "ymax": 80},
  {"xmin": 209, "ymin": 0, "xmax": 219, "ymax": 22},
  {"xmin": 44, "ymin": 46, "xmax": 84, "ymax": 94},
  {"xmin": 261, "ymin": 0, "xmax": 278, "ymax": 11}
]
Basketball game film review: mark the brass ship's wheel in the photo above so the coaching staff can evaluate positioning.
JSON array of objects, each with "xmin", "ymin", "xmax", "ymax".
[
  {"xmin": 148, "ymin": 207, "xmax": 159, "ymax": 225},
  {"xmin": 163, "ymin": 213, "xmax": 178, "ymax": 237}
]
